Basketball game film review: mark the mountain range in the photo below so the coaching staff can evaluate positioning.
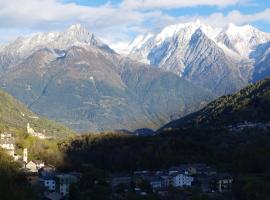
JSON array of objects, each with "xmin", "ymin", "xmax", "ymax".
[
  {"xmin": 1, "ymin": 21, "xmax": 270, "ymax": 132},
  {"xmin": 117, "ymin": 20, "xmax": 270, "ymax": 95},
  {"xmin": 0, "ymin": 24, "xmax": 213, "ymax": 132}
]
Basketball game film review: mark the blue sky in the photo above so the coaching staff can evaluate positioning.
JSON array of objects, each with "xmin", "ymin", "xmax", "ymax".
[{"xmin": 0, "ymin": 0, "xmax": 269, "ymax": 44}]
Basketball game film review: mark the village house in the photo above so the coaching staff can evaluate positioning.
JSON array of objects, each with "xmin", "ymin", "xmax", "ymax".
[
  {"xmin": 25, "ymin": 160, "xmax": 45, "ymax": 172},
  {"xmin": 40, "ymin": 165, "xmax": 57, "ymax": 191},
  {"xmin": 41, "ymin": 171, "xmax": 81, "ymax": 199},
  {"xmin": 33, "ymin": 160, "xmax": 45, "ymax": 169},
  {"xmin": 170, "ymin": 171, "xmax": 194, "ymax": 188},
  {"xmin": 110, "ymin": 164, "xmax": 232, "ymax": 194},
  {"xmin": 40, "ymin": 165, "xmax": 56, "ymax": 176},
  {"xmin": 43, "ymin": 173, "xmax": 56, "ymax": 191},
  {"xmin": 0, "ymin": 132, "xmax": 15, "ymax": 157},
  {"xmin": 27, "ymin": 123, "xmax": 48, "ymax": 139},
  {"xmin": 210, "ymin": 174, "xmax": 234, "ymax": 193},
  {"xmin": 26, "ymin": 161, "xmax": 39, "ymax": 172},
  {"xmin": 169, "ymin": 163, "xmax": 215, "ymax": 176},
  {"xmin": 55, "ymin": 174, "xmax": 79, "ymax": 197}
]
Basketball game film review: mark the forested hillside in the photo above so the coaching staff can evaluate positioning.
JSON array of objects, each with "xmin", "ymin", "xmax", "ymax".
[
  {"xmin": 59, "ymin": 128, "xmax": 270, "ymax": 199},
  {"xmin": 162, "ymin": 78, "xmax": 270, "ymax": 129}
]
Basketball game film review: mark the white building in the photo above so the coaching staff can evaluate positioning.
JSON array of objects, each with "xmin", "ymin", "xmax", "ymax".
[
  {"xmin": 56, "ymin": 174, "xmax": 79, "ymax": 197},
  {"xmin": 44, "ymin": 174, "xmax": 56, "ymax": 191},
  {"xmin": 27, "ymin": 123, "xmax": 48, "ymax": 139},
  {"xmin": 26, "ymin": 160, "xmax": 45, "ymax": 172},
  {"xmin": 0, "ymin": 132, "xmax": 15, "ymax": 157},
  {"xmin": 27, "ymin": 123, "xmax": 35, "ymax": 135},
  {"xmin": 26, "ymin": 161, "xmax": 38, "ymax": 172},
  {"xmin": 45, "ymin": 179, "xmax": 56, "ymax": 191},
  {"xmin": 170, "ymin": 172, "xmax": 194, "ymax": 187},
  {"xmin": 34, "ymin": 160, "xmax": 45, "ymax": 169}
]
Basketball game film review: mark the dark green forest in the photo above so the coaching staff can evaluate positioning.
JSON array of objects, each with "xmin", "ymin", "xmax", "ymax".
[
  {"xmin": 60, "ymin": 129, "xmax": 270, "ymax": 173},
  {"xmin": 59, "ymin": 128, "xmax": 270, "ymax": 200}
]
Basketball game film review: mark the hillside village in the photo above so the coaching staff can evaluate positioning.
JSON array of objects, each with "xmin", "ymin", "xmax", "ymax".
[
  {"xmin": 27, "ymin": 123, "xmax": 50, "ymax": 139},
  {"xmin": 0, "ymin": 131, "xmax": 80, "ymax": 199},
  {"xmin": 0, "ymin": 129, "xmax": 235, "ymax": 200},
  {"xmin": 1, "ymin": 0, "xmax": 270, "ymax": 198},
  {"xmin": 111, "ymin": 164, "xmax": 234, "ymax": 197}
]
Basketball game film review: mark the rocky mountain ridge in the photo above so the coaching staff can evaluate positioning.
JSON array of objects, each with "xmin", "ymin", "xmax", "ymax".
[
  {"xmin": 117, "ymin": 21, "xmax": 270, "ymax": 95},
  {"xmin": 0, "ymin": 25, "xmax": 214, "ymax": 132}
]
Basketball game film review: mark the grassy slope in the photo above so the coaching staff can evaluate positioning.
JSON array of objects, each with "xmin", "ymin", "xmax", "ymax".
[{"xmin": 0, "ymin": 89, "xmax": 74, "ymax": 139}]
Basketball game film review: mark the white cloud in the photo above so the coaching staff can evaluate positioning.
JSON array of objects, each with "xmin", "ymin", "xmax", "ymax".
[
  {"xmin": 0, "ymin": 0, "xmax": 269, "ymax": 44},
  {"xmin": 196, "ymin": 9, "xmax": 270, "ymax": 27},
  {"xmin": 121, "ymin": 0, "xmax": 245, "ymax": 10},
  {"xmin": 0, "ymin": 0, "xmax": 164, "ymax": 43}
]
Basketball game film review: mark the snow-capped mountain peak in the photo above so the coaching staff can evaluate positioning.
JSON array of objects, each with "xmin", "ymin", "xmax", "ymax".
[
  {"xmin": 217, "ymin": 23, "xmax": 270, "ymax": 58},
  {"xmin": 120, "ymin": 21, "xmax": 270, "ymax": 64},
  {"xmin": 64, "ymin": 24, "xmax": 97, "ymax": 45},
  {"xmin": 121, "ymin": 21, "xmax": 223, "ymax": 66},
  {"xmin": 0, "ymin": 24, "xmax": 108, "ymax": 60},
  {"xmin": 67, "ymin": 24, "xmax": 84, "ymax": 31},
  {"xmin": 112, "ymin": 20, "xmax": 270, "ymax": 94},
  {"xmin": 154, "ymin": 20, "xmax": 219, "ymax": 45},
  {"xmin": 130, "ymin": 33, "xmax": 154, "ymax": 51}
]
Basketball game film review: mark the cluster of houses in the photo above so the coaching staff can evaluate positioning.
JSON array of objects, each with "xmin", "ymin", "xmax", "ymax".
[
  {"xmin": 36, "ymin": 167, "xmax": 80, "ymax": 200},
  {"xmin": 20, "ymin": 150, "xmax": 80, "ymax": 200},
  {"xmin": 0, "ymin": 131, "xmax": 78, "ymax": 199},
  {"xmin": 0, "ymin": 131, "xmax": 45, "ymax": 162},
  {"xmin": 227, "ymin": 121, "xmax": 270, "ymax": 132},
  {"xmin": 21, "ymin": 161, "xmax": 80, "ymax": 200},
  {"xmin": 27, "ymin": 123, "xmax": 49, "ymax": 139},
  {"xmin": 0, "ymin": 131, "xmax": 234, "ymax": 199},
  {"xmin": 0, "ymin": 132, "xmax": 15, "ymax": 157},
  {"xmin": 112, "ymin": 164, "xmax": 234, "ymax": 196}
]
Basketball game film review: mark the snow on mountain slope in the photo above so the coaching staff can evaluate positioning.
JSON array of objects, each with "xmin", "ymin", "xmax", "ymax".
[
  {"xmin": 0, "ymin": 24, "xmax": 113, "ymax": 68},
  {"xmin": 124, "ymin": 21, "xmax": 270, "ymax": 65},
  {"xmin": 113, "ymin": 21, "xmax": 270, "ymax": 94},
  {"xmin": 183, "ymin": 28, "xmax": 247, "ymax": 95},
  {"xmin": 126, "ymin": 20, "xmax": 221, "ymax": 68},
  {"xmin": 217, "ymin": 23, "xmax": 270, "ymax": 59},
  {"xmin": 109, "ymin": 41, "xmax": 131, "ymax": 55}
]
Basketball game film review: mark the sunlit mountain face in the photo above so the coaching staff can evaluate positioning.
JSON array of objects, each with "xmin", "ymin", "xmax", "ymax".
[{"xmin": 0, "ymin": 24, "xmax": 214, "ymax": 132}]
